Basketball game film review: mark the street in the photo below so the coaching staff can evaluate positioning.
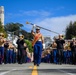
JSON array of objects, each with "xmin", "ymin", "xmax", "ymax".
[{"xmin": 0, "ymin": 63, "xmax": 76, "ymax": 75}]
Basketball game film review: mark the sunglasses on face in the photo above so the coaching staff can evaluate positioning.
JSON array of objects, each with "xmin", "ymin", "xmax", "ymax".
[{"xmin": 36, "ymin": 29, "xmax": 40, "ymax": 30}]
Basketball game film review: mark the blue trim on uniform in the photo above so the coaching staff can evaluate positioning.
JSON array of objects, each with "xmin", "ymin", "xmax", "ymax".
[
  {"xmin": 53, "ymin": 49, "xmax": 58, "ymax": 64},
  {"xmin": 0, "ymin": 47, "xmax": 4, "ymax": 64}
]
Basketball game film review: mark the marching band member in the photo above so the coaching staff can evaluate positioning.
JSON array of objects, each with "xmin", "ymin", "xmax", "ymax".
[
  {"xmin": 26, "ymin": 48, "xmax": 31, "ymax": 63},
  {"xmin": 16, "ymin": 34, "xmax": 25, "ymax": 64},
  {"xmin": 52, "ymin": 41, "xmax": 57, "ymax": 64},
  {"xmin": 70, "ymin": 38, "xmax": 76, "ymax": 65},
  {"xmin": 31, "ymin": 25, "xmax": 44, "ymax": 66},
  {"xmin": 55, "ymin": 34, "xmax": 65, "ymax": 64},
  {"xmin": 66, "ymin": 41, "xmax": 72, "ymax": 64},
  {"xmin": 63, "ymin": 42, "xmax": 69, "ymax": 64},
  {"xmin": 0, "ymin": 33, "xmax": 5, "ymax": 64},
  {"xmin": 45, "ymin": 48, "xmax": 51, "ymax": 63},
  {"xmin": 4, "ymin": 40, "xmax": 9, "ymax": 64},
  {"xmin": 8, "ymin": 42, "xmax": 14, "ymax": 63}
]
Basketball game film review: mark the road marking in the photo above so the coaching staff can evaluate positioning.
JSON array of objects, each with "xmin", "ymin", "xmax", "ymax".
[
  {"xmin": 32, "ymin": 66, "xmax": 38, "ymax": 75},
  {"xmin": 0, "ymin": 69, "xmax": 16, "ymax": 75},
  {"xmin": 29, "ymin": 66, "xmax": 33, "ymax": 69},
  {"xmin": 0, "ymin": 71, "xmax": 11, "ymax": 75},
  {"xmin": 59, "ymin": 69, "xmax": 75, "ymax": 75}
]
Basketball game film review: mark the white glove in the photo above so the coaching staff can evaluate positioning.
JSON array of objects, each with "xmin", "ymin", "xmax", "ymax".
[
  {"xmin": 43, "ymin": 43, "xmax": 45, "ymax": 49},
  {"xmin": 33, "ymin": 24, "xmax": 36, "ymax": 28},
  {"xmin": 32, "ymin": 24, "xmax": 36, "ymax": 31}
]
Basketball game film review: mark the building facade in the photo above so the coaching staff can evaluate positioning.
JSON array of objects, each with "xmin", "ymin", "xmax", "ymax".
[{"xmin": 0, "ymin": 6, "xmax": 4, "ymax": 25}]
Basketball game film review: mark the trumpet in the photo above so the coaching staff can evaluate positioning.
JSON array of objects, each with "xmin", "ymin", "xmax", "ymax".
[
  {"xmin": 26, "ymin": 21, "xmax": 59, "ymax": 34},
  {"xmin": 0, "ymin": 33, "xmax": 4, "ymax": 37},
  {"xmin": 61, "ymin": 35, "xmax": 65, "ymax": 39}
]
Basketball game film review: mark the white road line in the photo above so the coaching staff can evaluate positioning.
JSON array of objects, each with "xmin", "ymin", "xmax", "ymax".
[
  {"xmin": 0, "ymin": 71, "xmax": 10, "ymax": 75},
  {"xmin": 58, "ymin": 69, "xmax": 75, "ymax": 75},
  {"xmin": 0, "ymin": 69, "xmax": 16, "ymax": 75}
]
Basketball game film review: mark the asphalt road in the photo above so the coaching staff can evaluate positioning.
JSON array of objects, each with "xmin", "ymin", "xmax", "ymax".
[{"xmin": 0, "ymin": 63, "xmax": 76, "ymax": 75}]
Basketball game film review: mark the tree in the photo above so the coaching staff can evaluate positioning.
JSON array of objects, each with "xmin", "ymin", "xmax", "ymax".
[
  {"xmin": 4, "ymin": 22, "xmax": 33, "ymax": 40},
  {"xmin": 65, "ymin": 21, "xmax": 76, "ymax": 39},
  {"xmin": 4, "ymin": 22, "xmax": 23, "ymax": 32},
  {"xmin": 4, "ymin": 22, "xmax": 24, "ymax": 37},
  {"xmin": 0, "ymin": 21, "xmax": 7, "ymax": 37}
]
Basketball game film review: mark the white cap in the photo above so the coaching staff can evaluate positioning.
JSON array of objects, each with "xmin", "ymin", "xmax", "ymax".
[{"xmin": 36, "ymin": 26, "xmax": 40, "ymax": 30}]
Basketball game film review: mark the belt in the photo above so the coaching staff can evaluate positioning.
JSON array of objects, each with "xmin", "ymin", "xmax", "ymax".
[{"xmin": 0, "ymin": 46, "xmax": 4, "ymax": 47}]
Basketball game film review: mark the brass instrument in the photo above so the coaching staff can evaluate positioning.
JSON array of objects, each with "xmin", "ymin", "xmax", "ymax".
[
  {"xmin": 19, "ymin": 34, "xmax": 24, "ymax": 39},
  {"xmin": 0, "ymin": 33, "xmax": 4, "ymax": 37}
]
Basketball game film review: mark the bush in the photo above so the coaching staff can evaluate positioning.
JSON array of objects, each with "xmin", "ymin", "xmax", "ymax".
[{"xmin": 25, "ymin": 39, "xmax": 33, "ymax": 52}]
